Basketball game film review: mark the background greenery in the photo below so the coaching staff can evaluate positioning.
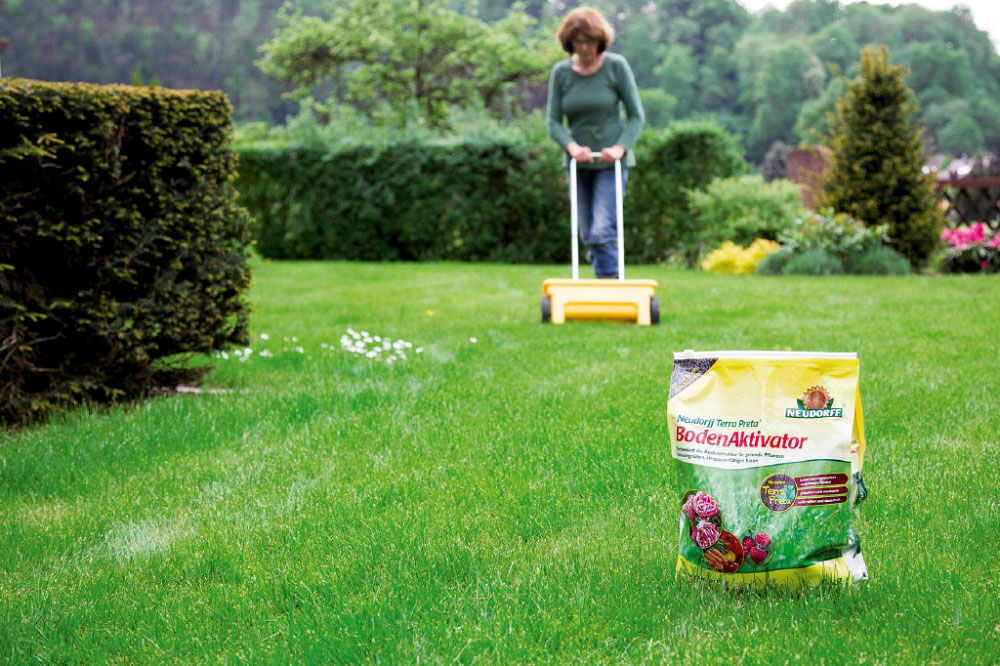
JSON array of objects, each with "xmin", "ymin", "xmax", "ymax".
[
  {"xmin": 4, "ymin": 0, "xmax": 999, "ymax": 159},
  {"xmin": 2, "ymin": 260, "xmax": 998, "ymax": 662}
]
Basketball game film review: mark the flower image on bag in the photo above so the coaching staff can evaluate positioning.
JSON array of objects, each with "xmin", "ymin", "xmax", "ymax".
[{"xmin": 668, "ymin": 351, "xmax": 869, "ymax": 588}]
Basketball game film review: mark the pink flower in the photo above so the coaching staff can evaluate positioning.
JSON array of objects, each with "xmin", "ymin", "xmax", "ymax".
[
  {"xmin": 982, "ymin": 260, "xmax": 990, "ymax": 269},
  {"xmin": 692, "ymin": 492, "xmax": 720, "ymax": 519},
  {"xmin": 755, "ymin": 533, "xmax": 771, "ymax": 548},
  {"xmin": 693, "ymin": 520, "xmax": 720, "ymax": 548},
  {"xmin": 681, "ymin": 496, "xmax": 697, "ymax": 520},
  {"xmin": 990, "ymin": 234, "xmax": 1000, "ymax": 250}
]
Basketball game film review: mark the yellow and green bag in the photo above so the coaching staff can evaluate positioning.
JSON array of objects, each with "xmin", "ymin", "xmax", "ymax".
[{"xmin": 668, "ymin": 351, "xmax": 868, "ymax": 587}]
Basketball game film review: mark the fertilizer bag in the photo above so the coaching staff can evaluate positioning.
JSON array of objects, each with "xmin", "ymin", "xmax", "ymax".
[{"xmin": 668, "ymin": 351, "xmax": 868, "ymax": 587}]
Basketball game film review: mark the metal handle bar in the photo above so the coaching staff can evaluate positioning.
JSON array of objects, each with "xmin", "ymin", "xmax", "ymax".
[{"xmin": 569, "ymin": 154, "xmax": 625, "ymax": 281}]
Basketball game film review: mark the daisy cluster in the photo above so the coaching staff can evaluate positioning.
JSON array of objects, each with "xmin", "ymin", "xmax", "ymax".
[
  {"xmin": 216, "ymin": 333, "xmax": 301, "ymax": 362},
  {"xmin": 338, "ymin": 328, "xmax": 422, "ymax": 364}
]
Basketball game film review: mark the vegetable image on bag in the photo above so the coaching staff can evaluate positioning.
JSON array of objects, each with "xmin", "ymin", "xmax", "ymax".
[{"xmin": 668, "ymin": 351, "xmax": 869, "ymax": 588}]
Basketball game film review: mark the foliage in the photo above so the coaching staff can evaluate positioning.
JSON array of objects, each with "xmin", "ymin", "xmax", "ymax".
[
  {"xmin": 687, "ymin": 175, "xmax": 805, "ymax": 251},
  {"xmin": 820, "ymin": 46, "xmax": 944, "ymax": 268},
  {"xmin": 936, "ymin": 115, "xmax": 985, "ymax": 156},
  {"xmin": 0, "ymin": 0, "xmax": 315, "ymax": 123},
  {"xmin": 700, "ymin": 238, "xmax": 780, "ymax": 274},
  {"xmin": 638, "ymin": 88, "xmax": 678, "ymax": 129},
  {"xmin": 0, "ymin": 79, "xmax": 252, "ymax": 426},
  {"xmin": 755, "ymin": 249, "xmax": 794, "ymax": 275},
  {"xmin": 843, "ymin": 245, "xmax": 912, "ymax": 275},
  {"xmin": 743, "ymin": 39, "xmax": 821, "ymax": 161},
  {"xmin": 778, "ymin": 209, "xmax": 890, "ymax": 266},
  {"xmin": 234, "ymin": 138, "xmax": 567, "ymax": 262},
  {"xmin": 256, "ymin": 0, "xmax": 556, "ymax": 129},
  {"xmin": 781, "ymin": 248, "xmax": 844, "ymax": 275},
  {"xmin": 627, "ymin": 120, "xmax": 750, "ymax": 265},
  {"xmin": 6, "ymin": 0, "xmax": 1000, "ymax": 155},
  {"xmin": 939, "ymin": 222, "xmax": 1000, "ymax": 273}
]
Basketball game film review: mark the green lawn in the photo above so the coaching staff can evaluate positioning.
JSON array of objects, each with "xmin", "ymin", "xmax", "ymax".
[{"xmin": 2, "ymin": 261, "xmax": 999, "ymax": 664}]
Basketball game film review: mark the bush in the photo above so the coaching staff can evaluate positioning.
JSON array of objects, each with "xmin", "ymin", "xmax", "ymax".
[
  {"xmin": 235, "ymin": 139, "xmax": 567, "ymax": 262},
  {"xmin": 782, "ymin": 249, "xmax": 844, "ymax": 275},
  {"xmin": 779, "ymin": 209, "xmax": 889, "ymax": 265},
  {"xmin": 756, "ymin": 250, "xmax": 794, "ymax": 276},
  {"xmin": 844, "ymin": 245, "xmax": 912, "ymax": 275},
  {"xmin": 627, "ymin": 120, "xmax": 750, "ymax": 266},
  {"xmin": 701, "ymin": 238, "xmax": 781, "ymax": 275},
  {"xmin": 687, "ymin": 175, "xmax": 806, "ymax": 252},
  {"xmin": 938, "ymin": 222, "xmax": 1000, "ymax": 273},
  {"xmin": 0, "ymin": 79, "xmax": 252, "ymax": 426}
]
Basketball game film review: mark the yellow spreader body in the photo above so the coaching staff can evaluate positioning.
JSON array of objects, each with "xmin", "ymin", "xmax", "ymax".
[
  {"xmin": 542, "ymin": 154, "xmax": 659, "ymax": 325},
  {"xmin": 543, "ymin": 278, "xmax": 658, "ymax": 325}
]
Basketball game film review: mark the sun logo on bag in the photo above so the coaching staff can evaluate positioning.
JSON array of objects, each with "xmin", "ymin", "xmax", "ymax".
[
  {"xmin": 800, "ymin": 386, "xmax": 832, "ymax": 410},
  {"xmin": 786, "ymin": 386, "xmax": 842, "ymax": 418}
]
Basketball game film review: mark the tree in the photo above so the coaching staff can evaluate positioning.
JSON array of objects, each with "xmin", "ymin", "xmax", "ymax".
[
  {"xmin": 937, "ymin": 115, "xmax": 985, "ymax": 156},
  {"xmin": 257, "ymin": 0, "xmax": 555, "ymax": 129},
  {"xmin": 745, "ymin": 40, "xmax": 815, "ymax": 161},
  {"xmin": 654, "ymin": 44, "xmax": 698, "ymax": 117},
  {"xmin": 820, "ymin": 46, "xmax": 943, "ymax": 268}
]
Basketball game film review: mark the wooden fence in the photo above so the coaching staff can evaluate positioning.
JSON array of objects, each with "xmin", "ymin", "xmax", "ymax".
[{"xmin": 935, "ymin": 177, "xmax": 1000, "ymax": 226}]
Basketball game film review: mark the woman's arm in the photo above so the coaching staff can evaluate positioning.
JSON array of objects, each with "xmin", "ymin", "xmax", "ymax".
[{"xmin": 546, "ymin": 66, "xmax": 594, "ymax": 162}]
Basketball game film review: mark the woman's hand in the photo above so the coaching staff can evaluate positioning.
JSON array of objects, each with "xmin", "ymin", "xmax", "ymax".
[
  {"xmin": 567, "ymin": 142, "xmax": 594, "ymax": 163},
  {"xmin": 599, "ymin": 145, "xmax": 626, "ymax": 163}
]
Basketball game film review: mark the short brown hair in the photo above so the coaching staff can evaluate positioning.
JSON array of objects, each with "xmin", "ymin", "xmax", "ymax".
[{"xmin": 556, "ymin": 7, "xmax": 615, "ymax": 55}]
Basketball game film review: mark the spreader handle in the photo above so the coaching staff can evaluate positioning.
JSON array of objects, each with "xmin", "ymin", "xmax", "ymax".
[{"xmin": 569, "ymin": 154, "xmax": 625, "ymax": 281}]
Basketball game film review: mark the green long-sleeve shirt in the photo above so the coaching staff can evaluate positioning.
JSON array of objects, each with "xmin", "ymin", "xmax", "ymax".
[{"xmin": 546, "ymin": 52, "xmax": 645, "ymax": 170}]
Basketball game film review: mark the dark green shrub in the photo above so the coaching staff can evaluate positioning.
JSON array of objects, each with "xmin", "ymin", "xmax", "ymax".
[
  {"xmin": 627, "ymin": 120, "xmax": 750, "ymax": 266},
  {"xmin": 235, "ymin": 140, "xmax": 568, "ymax": 263},
  {"xmin": 844, "ymin": 245, "xmax": 911, "ymax": 275},
  {"xmin": 756, "ymin": 250, "xmax": 794, "ymax": 275},
  {"xmin": 0, "ymin": 79, "xmax": 252, "ymax": 426},
  {"xmin": 782, "ymin": 249, "xmax": 844, "ymax": 275},
  {"xmin": 821, "ymin": 46, "xmax": 943, "ymax": 268}
]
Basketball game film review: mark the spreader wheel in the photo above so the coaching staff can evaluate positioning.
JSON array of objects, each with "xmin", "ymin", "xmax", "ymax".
[
  {"xmin": 650, "ymin": 296, "xmax": 660, "ymax": 325},
  {"xmin": 541, "ymin": 295, "xmax": 551, "ymax": 323}
]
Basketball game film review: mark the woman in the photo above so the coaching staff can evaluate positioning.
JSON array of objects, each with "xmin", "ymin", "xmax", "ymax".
[{"xmin": 547, "ymin": 6, "xmax": 645, "ymax": 279}]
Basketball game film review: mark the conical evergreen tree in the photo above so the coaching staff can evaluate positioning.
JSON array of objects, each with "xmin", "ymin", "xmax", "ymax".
[{"xmin": 821, "ymin": 46, "xmax": 943, "ymax": 268}]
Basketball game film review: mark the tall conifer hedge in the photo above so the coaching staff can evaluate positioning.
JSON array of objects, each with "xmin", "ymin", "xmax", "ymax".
[{"xmin": 0, "ymin": 79, "xmax": 252, "ymax": 425}]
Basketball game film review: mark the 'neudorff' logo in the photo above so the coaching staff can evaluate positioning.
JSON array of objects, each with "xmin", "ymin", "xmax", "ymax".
[{"xmin": 785, "ymin": 386, "xmax": 843, "ymax": 418}]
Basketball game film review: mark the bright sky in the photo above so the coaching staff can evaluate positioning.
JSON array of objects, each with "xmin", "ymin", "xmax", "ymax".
[{"xmin": 736, "ymin": 0, "xmax": 1000, "ymax": 48}]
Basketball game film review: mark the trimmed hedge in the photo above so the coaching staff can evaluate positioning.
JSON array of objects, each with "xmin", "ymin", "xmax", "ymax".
[
  {"xmin": 234, "ymin": 120, "xmax": 750, "ymax": 265},
  {"xmin": 236, "ymin": 141, "xmax": 568, "ymax": 263},
  {"xmin": 1, "ymin": 79, "xmax": 252, "ymax": 425}
]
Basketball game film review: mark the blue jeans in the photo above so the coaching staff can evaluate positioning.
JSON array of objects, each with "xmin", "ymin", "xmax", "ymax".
[{"xmin": 572, "ymin": 166, "xmax": 628, "ymax": 278}]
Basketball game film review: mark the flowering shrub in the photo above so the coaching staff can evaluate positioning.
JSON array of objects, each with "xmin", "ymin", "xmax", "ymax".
[
  {"xmin": 700, "ymin": 238, "xmax": 780, "ymax": 274},
  {"xmin": 940, "ymin": 223, "xmax": 1000, "ymax": 273}
]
